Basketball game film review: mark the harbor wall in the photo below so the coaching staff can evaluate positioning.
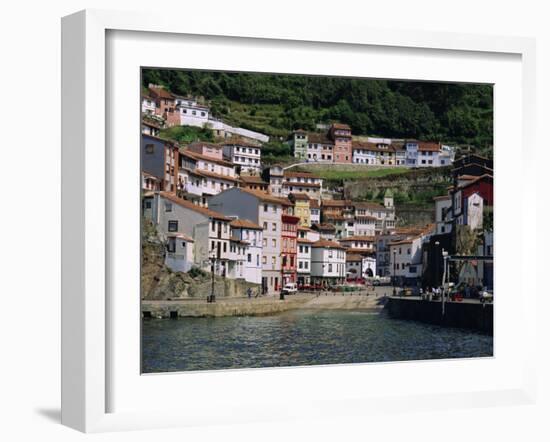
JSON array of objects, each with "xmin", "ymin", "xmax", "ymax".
[{"xmin": 386, "ymin": 297, "xmax": 493, "ymax": 335}]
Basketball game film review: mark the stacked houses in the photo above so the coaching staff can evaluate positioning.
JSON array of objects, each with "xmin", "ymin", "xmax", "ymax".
[
  {"xmin": 422, "ymin": 153, "xmax": 494, "ymax": 289},
  {"xmin": 289, "ymin": 123, "xmax": 455, "ymax": 166},
  {"xmin": 142, "ymin": 153, "xmax": 492, "ymax": 294},
  {"xmin": 140, "ymin": 83, "xmax": 493, "ymax": 295}
]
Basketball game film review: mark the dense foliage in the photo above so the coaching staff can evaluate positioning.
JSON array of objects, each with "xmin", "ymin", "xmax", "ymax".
[
  {"xmin": 143, "ymin": 69, "xmax": 493, "ymax": 152},
  {"xmin": 159, "ymin": 125, "xmax": 215, "ymax": 144}
]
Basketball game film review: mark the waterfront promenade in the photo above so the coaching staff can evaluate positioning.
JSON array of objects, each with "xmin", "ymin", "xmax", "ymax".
[{"xmin": 142, "ymin": 288, "xmax": 389, "ymax": 318}]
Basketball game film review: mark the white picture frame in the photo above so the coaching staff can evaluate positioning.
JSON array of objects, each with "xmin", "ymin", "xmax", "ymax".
[{"xmin": 61, "ymin": 9, "xmax": 537, "ymax": 433}]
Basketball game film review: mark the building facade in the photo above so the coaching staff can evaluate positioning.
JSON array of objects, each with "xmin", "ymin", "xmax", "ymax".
[
  {"xmin": 143, "ymin": 191, "xmax": 233, "ymax": 276},
  {"xmin": 310, "ymin": 240, "xmax": 347, "ymax": 285},
  {"xmin": 330, "ymin": 123, "xmax": 353, "ymax": 163},
  {"xmin": 141, "ymin": 134, "xmax": 179, "ymax": 193},
  {"xmin": 208, "ymin": 188, "xmax": 287, "ymax": 294},
  {"xmin": 230, "ymin": 219, "xmax": 263, "ymax": 285},
  {"xmin": 223, "ymin": 139, "xmax": 262, "ymax": 173},
  {"xmin": 281, "ymin": 213, "xmax": 300, "ymax": 285}
]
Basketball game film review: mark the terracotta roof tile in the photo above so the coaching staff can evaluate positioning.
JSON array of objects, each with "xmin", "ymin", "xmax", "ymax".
[
  {"xmin": 229, "ymin": 219, "xmax": 263, "ymax": 230},
  {"xmin": 312, "ymin": 239, "xmax": 347, "ymax": 250}
]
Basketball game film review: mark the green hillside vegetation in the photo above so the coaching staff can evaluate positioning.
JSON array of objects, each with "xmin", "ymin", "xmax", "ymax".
[
  {"xmin": 159, "ymin": 126, "xmax": 214, "ymax": 144},
  {"xmin": 142, "ymin": 69, "xmax": 493, "ymax": 154},
  {"xmin": 308, "ymin": 166, "xmax": 411, "ymax": 182}
]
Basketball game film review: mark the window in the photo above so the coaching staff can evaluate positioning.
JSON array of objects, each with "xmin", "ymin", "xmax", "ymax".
[
  {"xmin": 264, "ymin": 204, "xmax": 268, "ymax": 212},
  {"xmin": 144, "ymin": 201, "xmax": 152, "ymax": 209},
  {"xmin": 262, "ymin": 256, "xmax": 267, "ymax": 264},
  {"xmin": 263, "ymin": 238, "xmax": 267, "ymax": 247},
  {"xmin": 145, "ymin": 143, "xmax": 154, "ymax": 154},
  {"xmin": 168, "ymin": 220, "xmax": 178, "ymax": 232},
  {"xmin": 304, "ymin": 261, "xmax": 309, "ymax": 269},
  {"xmin": 272, "ymin": 256, "xmax": 276, "ymax": 266},
  {"xmin": 272, "ymin": 239, "xmax": 277, "ymax": 248},
  {"xmin": 263, "ymin": 222, "xmax": 268, "ymax": 230},
  {"xmin": 407, "ymin": 248, "xmax": 411, "ymax": 255},
  {"xmin": 409, "ymin": 266, "xmax": 417, "ymax": 274},
  {"xmin": 167, "ymin": 238, "xmax": 176, "ymax": 253},
  {"xmin": 223, "ymin": 242, "xmax": 227, "ymax": 253},
  {"xmin": 272, "ymin": 222, "xmax": 277, "ymax": 231},
  {"xmin": 328, "ymin": 263, "xmax": 333, "ymax": 272},
  {"xmin": 247, "ymin": 253, "xmax": 252, "ymax": 263},
  {"xmin": 165, "ymin": 202, "xmax": 172, "ymax": 212}
]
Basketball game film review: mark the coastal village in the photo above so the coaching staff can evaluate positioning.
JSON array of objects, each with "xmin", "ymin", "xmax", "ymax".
[{"xmin": 141, "ymin": 83, "xmax": 494, "ymax": 299}]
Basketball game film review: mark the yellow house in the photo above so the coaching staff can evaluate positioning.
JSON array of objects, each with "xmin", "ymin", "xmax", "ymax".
[{"xmin": 289, "ymin": 193, "xmax": 311, "ymax": 227}]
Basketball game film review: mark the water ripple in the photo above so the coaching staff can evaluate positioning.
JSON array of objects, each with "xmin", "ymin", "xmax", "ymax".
[{"xmin": 142, "ymin": 310, "xmax": 493, "ymax": 373}]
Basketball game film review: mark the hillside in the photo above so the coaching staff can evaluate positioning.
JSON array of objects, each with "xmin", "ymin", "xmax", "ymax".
[{"xmin": 142, "ymin": 69, "xmax": 493, "ymax": 155}]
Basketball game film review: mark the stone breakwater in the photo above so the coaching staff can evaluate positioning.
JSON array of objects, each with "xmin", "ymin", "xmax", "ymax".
[{"xmin": 141, "ymin": 292, "xmax": 387, "ymax": 318}]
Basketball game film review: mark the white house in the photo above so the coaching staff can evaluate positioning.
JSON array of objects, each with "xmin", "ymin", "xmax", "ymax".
[
  {"xmin": 352, "ymin": 142, "xmax": 378, "ymax": 165},
  {"xmin": 339, "ymin": 235, "xmax": 376, "ymax": 254},
  {"xmin": 296, "ymin": 227, "xmax": 320, "ymax": 287},
  {"xmin": 306, "ymin": 132, "xmax": 334, "ymax": 162},
  {"xmin": 353, "ymin": 216, "xmax": 376, "ymax": 236},
  {"xmin": 389, "ymin": 227, "xmax": 434, "ymax": 283},
  {"xmin": 346, "ymin": 254, "xmax": 377, "ymax": 280},
  {"xmin": 227, "ymin": 238, "xmax": 247, "ymax": 280},
  {"xmin": 282, "ymin": 171, "xmax": 323, "ymax": 199},
  {"xmin": 297, "ymin": 238, "xmax": 313, "ymax": 287},
  {"xmin": 165, "ymin": 232, "xmax": 195, "ymax": 273},
  {"xmin": 222, "ymin": 139, "xmax": 262, "ymax": 173},
  {"xmin": 452, "ymin": 189, "xmax": 484, "ymax": 231},
  {"xmin": 141, "ymin": 95, "xmax": 156, "ymax": 115},
  {"xmin": 434, "ymin": 195, "xmax": 453, "ymax": 234},
  {"xmin": 230, "ymin": 219, "xmax": 263, "ymax": 285},
  {"xmin": 310, "ymin": 240, "xmax": 347, "ymax": 285},
  {"xmin": 354, "ymin": 199, "xmax": 396, "ymax": 234},
  {"xmin": 178, "ymin": 146, "xmax": 238, "ymax": 206},
  {"xmin": 405, "ymin": 141, "xmax": 419, "ymax": 166},
  {"xmin": 309, "ymin": 199, "xmax": 321, "ymax": 225},
  {"xmin": 263, "ymin": 165, "xmax": 285, "ymax": 197},
  {"xmin": 417, "ymin": 142, "xmax": 441, "ymax": 167},
  {"xmin": 175, "ymin": 96, "xmax": 210, "ymax": 127}
]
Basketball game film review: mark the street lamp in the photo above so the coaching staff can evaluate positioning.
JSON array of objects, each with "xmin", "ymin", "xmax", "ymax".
[{"xmin": 208, "ymin": 247, "xmax": 217, "ymax": 303}]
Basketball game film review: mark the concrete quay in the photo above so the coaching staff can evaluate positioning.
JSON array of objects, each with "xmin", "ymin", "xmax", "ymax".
[
  {"xmin": 142, "ymin": 291, "xmax": 387, "ymax": 318},
  {"xmin": 385, "ymin": 296, "xmax": 493, "ymax": 335}
]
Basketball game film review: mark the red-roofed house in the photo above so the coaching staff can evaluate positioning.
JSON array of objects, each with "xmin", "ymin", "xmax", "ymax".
[{"xmin": 330, "ymin": 123, "xmax": 353, "ymax": 163}]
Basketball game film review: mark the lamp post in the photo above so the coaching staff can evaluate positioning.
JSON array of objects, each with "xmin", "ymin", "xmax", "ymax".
[
  {"xmin": 392, "ymin": 249, "xmax": 397, "ymax": 296},
  {"xmin": 208, "ymin": 248, "xmax": 216, "ymax": 303}
]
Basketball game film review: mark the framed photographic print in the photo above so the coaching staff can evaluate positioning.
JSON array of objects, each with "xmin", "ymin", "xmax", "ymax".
[{"xmin": 61, "ymin": 9, "xmax": 537, "ymax": 433}]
